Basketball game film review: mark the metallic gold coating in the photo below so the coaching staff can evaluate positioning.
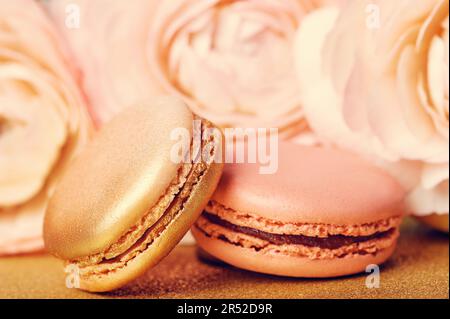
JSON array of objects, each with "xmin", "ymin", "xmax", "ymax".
[
  {"xmin": 44, "ymin": 98, "xmax": 193, "ymax": 259},
  {"xmin": 79, "ymin": 158, "xmax": 223, "ymax": 292},
  {"xmin": 44, "ymin": 98, "xmax": 224, "ymax": 292}
]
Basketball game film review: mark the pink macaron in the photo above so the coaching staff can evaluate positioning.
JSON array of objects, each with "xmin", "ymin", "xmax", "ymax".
[{"xmin": 192, "ymin": 143, "xmax": 406, "ymax": 278}]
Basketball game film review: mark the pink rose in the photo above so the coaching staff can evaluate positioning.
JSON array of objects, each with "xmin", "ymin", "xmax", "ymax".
[
  {"xmin": 295, "ymin": 0, "xmax": 449, "ymax": 216},
  {"xmin": 0, "ymin": 0, "xmax": 91, "ymax": 255},
  {"xmin": 150, "ymin": 0, "xmax": 315, "ymax": 135},
  {"xmin": 47, "ymin": 0, "xmax": 339, "ymax": 136}
]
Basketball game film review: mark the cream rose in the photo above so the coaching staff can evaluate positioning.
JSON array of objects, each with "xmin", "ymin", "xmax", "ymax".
[
  {"xmin": 47, "ymin": 0, "xmax": 340, "ymax": 136},
  {"xmin": 295, "ymin": 0, "xmax": 449, "ymax": 215},
  {"xmin": 0, "ymin": 0, "xmax": 91, "ymax": 255},
  {"xmin": 150, "ymin": 0, "xmax": 314, "ymax": 135}
]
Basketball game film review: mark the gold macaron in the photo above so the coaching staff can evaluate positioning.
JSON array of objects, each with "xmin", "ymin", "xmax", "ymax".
[{"xmin": 44, "ymin": 97, "xmax": 223, "ymax": 292}]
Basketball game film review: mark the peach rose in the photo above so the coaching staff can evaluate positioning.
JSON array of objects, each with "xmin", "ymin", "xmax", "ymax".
[
  {"xmin": 0, "ymin": 0, "xmax": 91, "ymax": 255},
  {"xmin": 295, "ymin": 0, "xmax": 449, "ymax": 215},
  {"xmin": 150, "ymin": 0, "xmax": 321, "ymax": 135},
  {"xmin": 47, "ymin": 0, "xmax": 340, "ymax": 136}
]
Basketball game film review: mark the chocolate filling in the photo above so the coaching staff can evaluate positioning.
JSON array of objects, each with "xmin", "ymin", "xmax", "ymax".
[{"xmin": 203, "ymin": 212, "xmax": 394, "ymax": 250}]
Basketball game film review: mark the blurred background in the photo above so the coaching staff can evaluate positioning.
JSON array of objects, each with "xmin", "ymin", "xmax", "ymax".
[{"xmin": 0, "ymin": 0, "xmax": 448, "ymax": 256}]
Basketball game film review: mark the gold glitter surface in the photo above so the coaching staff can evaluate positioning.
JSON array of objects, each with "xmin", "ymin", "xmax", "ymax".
[{"xmin": 0, "ymin": 218, "xmax": 448, "ymax": 299}]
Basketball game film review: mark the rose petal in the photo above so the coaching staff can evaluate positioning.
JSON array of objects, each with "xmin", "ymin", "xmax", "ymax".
[
  {"xmin": 296, "ymin": 0, "xmax": 449, "ymax": 216},
  {"xmin": 0, "ymin": 64, "xmax": 68, "ymax": 206},
  {"xmin": 397, "ymin": 46, "xmax": 435, "ymax": 141},
  {"xmin": 46, "ymin": 0, "xmax": 163, "ymax": 125},
  {"xmin": 295, "ymin": 7, "xmax": 360, "ymax": 147},
  {"xmin": 150, "ymin": 0, "xmax": 310, "ymax": 133},
  {"xmin": 0, "ymin": 191, "xmax": 47, "ymax": 255},
  {"xmin": 428, "ymin": 37, "xmax": 447, "ymax": 121},
  {"xmin": 407, "ymin": 179, "xmax": 449, "ymax": 215},
  {"xmin": 0, "ymin": 0, "xmax": 91, "ymax": 255},
  {"xmin": 367, "ymin": 73, "xmax": 448, "ymax": 162}
]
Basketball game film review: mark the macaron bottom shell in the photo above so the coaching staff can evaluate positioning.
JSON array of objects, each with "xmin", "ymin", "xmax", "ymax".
[{"xmin": 191, "ymin": 226, "xmax": 398, "ymax": 278}]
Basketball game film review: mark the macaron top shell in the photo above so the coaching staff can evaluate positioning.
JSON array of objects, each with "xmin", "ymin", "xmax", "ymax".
[
  {"xmin": 44, "ymin": 98, "xmax": 193, "ymax": 260},
  {"xmin": 213, "ymin": 143, "xmax": 405, "ymax": 225}
]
